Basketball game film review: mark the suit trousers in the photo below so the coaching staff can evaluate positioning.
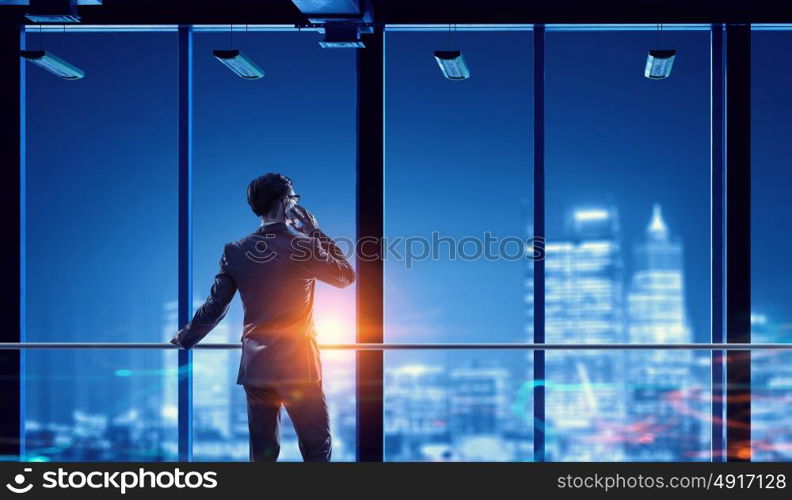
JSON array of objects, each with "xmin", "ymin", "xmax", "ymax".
[{"xmin": 244, "ymin": 380, "xmax": 332, "ymax": 462}]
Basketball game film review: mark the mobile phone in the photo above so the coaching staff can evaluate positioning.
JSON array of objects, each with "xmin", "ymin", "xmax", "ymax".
[{"xmin": 286, "ymin": 205, "xmax": 302, "ymax": 227}]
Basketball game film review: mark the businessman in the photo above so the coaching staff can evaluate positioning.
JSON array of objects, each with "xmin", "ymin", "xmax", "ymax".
[{"xmin": 170, "ymin": 172, "xmax": 355, "ymax": 462}]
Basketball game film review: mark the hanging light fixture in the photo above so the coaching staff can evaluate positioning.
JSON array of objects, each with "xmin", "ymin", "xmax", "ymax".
[
  {"xmin": 645, "ymin": 23, "xmax": 676, "ymax": 80},
  {"xmin": 21, "ymin": 49, "xmax": 84, "ymax": 80},
  {"xmin": 213, "ymin": 50, "xmax": 264, "ymax": 80},
  {"xmin": 213, "ymin": 25, "xmax": 264, "ymax": 80},
  {"xmin": 20, "ymin": 24, "xmax": 84, "ymax": 80},
  {"xmin": 435, "ymin": 24, "xmax": 469, "ymax": 80}
]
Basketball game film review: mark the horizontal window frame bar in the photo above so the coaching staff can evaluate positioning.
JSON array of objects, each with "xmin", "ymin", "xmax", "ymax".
[
  {"xmin": 24, "ymin": 24, "xmax": 181, "ymax": 32},
  {"xmin": 24, "ymin": 23, "xmax": 752, "ymax": 34},
  {"xmin": 751, "ymin": 24, "xmax": 792, "ymax": 30},
  {"xmin": 23, "ymin": 25, "xmax": 322, "ymax": 32},
  {"xmin": 385, "ymin": 23, "xmax": 712, "ymax": 31},
  {"xmin": 20, "ymin": 23, "xmax": 792, "ymax": 34},
  {"xmin": 0, "ymin": 342, "xmax": 789, "ymax": 350}
]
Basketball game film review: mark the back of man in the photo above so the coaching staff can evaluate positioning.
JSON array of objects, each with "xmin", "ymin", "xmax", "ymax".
[
  {"xmin": 229, "ymin": 221, "xmax": 353, "ymax": 385},
  {"xmin": 171, "ymin": 173, "xmax": 355, "ymax": 462}
]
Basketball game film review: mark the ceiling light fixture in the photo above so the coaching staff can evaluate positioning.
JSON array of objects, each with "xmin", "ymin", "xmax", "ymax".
[
  {"xmin": 213, "ymin": 25, "xmax": 264, "ymax": 80},
  {"xmin": 435, "ymin": 24, "xmax": 469, "ymax": 80},
  {"xmin": 213, "ymin": 49, "xmax": 264, "ymax": 80},
  {"xmin": 291, "ymin": 0, "xmax": 373, "ymax": 49},
  {"xmin": 645, "ymin": 23, "xmax": 676, "ymax": 79},
  {"xmin": 21, "ymin": 49, "xmax": 84, "ymax": 79}
]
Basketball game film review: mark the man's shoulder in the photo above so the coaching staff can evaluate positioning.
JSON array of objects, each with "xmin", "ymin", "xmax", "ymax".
[{"xmin": 226, "ymin": 228, "xmax": 310, "ymax": 252}]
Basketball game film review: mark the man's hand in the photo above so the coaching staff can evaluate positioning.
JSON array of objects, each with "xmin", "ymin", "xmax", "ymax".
[
  {"xmin": 291, "ymin": 205, "xmax": 319, "ymax": 235},
  {"xmin": 169, "ymin": 332, "xmax": 183, "ymax": 348}
]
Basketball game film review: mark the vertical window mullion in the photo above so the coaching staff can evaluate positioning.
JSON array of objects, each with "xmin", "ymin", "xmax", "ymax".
[
  {"xmin": 177, "ymin": 24, "xmax": 194, "ymax": 463},
  {"xmin": 724, "ymin": 23, "xmax": 752, "ymax": 463},
  {"xmin": 533, "ymin": 24, "xmax": 546, "ymax": 464},
  {"xmin": 356, "ymin": 26, "xmax": 385, "ymax": 462},
  {"xmin": 0, "ymin": 24, "xmax": 25, "ymax": 461},
  {"xmin": 711, "ymin": 22, "xmax": 726, "ymax": 464}
]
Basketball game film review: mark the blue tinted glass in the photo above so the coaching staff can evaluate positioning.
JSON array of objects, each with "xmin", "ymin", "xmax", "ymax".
[
  {"xmin": 384, "ymin": 30, "xmax": 534, "ymax": 461},
  {"xmin": 25, "ymin": 32, "xmax": 177, "ymax": 342},
  {"xmin": 751, "ymin": 29, "xmax": 792, "ymax": 461},
  {"xmin": 192, "ymin": 351, "xmax": 356, "ymax": 461},
  {"xmin": 384, "ymin": 30, "xmax": 534, "ymax": 343},
  {"xmin": 545, "ymin": 30, "xmax": 711, "ymax": 461},
  {"xmin": 190, "ymin": 31, "xmax": 356, "ymax": 460},
  {"xmin": 24, "ymin": 31, "xmax": 178, "ymax": 461},
  {"xmin": 385, "ymin": 351, "xmax": 533, "ymax": 461},
  {"xmin": 24, "ymin": 350, "xmax": 178, "ymax": 461}
]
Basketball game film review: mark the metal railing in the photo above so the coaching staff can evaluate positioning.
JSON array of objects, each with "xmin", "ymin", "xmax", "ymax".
[{"xmin": 0, "ymin": 342, "xmax": 790, "ymax": 350}]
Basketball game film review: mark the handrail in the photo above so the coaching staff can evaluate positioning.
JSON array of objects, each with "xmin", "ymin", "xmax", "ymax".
[{"xmin": 0, "ymin": 342, "xmax": 790, "ymax": 350}]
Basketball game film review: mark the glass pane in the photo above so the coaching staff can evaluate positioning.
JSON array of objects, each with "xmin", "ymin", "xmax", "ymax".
[
  {"xmin": 384, "ymin": 351, "xmax": 533, "ymax": 461},
  {"xmin": 544, "ymin": 30, "xmax": 711, "ymax": 460},
  {"xmin": 191, "ymin": 350, "xmax": 356, "ymax": 461},
  {"xmin": 384, "ymin": 349, "xmax": 711, "ymax": 461},
  {"xmin": 751, "ymin": 346, "xmax": 792, "ymax": 461},
  {"xmin": 545, "ymin": 349, "xmax": 710, "ymax": 461},
  {"xmin": 751, "ymin": 29, "xmax": 792, "ymax": 461},
  {"xmin": 24, "ymin": 350, "xmax": 178, "ymax": 461},
  {"xmin": 24, "ymin": 31, "xmax": 178, "ymax": 462},
  {"xmin": 25, "ymin": 31, "xmax": 178, "ymax": 342},
  {"xmin": 191, "ymin": 30, "xmax": 356, "ymax": 460},
  {"xmin": 384, "ymin": 30, "xmax": 534, "ymax": 343}
]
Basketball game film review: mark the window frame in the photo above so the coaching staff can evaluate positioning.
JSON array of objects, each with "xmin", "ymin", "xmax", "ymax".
[{"xmin": 1, "ymin": 21, "xmax": 774, "ymax": 463}]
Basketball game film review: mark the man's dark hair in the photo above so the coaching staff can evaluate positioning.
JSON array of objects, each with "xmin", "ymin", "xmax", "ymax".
[{"xmin": 247, "ymin": 173, "xmax": 293, "ymax": 217}]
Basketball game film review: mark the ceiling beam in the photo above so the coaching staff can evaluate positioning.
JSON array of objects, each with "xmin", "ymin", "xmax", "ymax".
[{"xmin": 2, "ymin": 0, "xmax": 792, "ymax": 26}]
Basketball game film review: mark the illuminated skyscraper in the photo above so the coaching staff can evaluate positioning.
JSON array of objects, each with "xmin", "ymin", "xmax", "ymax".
[
  {"xmin": 384, "ymin": 364, "xmax": 450, "ymax": 460},
  {"xmin": 449, "ymin": 362, "xmax": 518, "ymax": 461},
  {"xmin": 383, "ymin": 360, "xmax": 522, "ymax": 461},
  {"xmin": 449, "ymin": 362, "xmax": 511, "ymax": 436},
  {"xmin": 542, "ymin": 205, "xmax": 628, "ymax": 461},
  {"xmin": 525, "ymin": 203, "xmax": 712, "ymax": 461},
  {"xmin": 625, "ymin": 204, "xmax": 705, "ymax": 460}
]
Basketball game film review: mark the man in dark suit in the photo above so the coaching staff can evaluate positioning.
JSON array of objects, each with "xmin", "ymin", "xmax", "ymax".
[{"xmin": 170, "ymin": 172, "xmax": 355, "ymax": 462}]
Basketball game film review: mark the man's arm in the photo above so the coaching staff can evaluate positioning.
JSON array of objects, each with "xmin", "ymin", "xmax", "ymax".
[
  {"xmin": 171, "ymin": 245, "xmax": 238, "ymax": 349},
  {"xmin": 290, "ymin": 205, "xmax": 355, "ymax": 289},
  {"xmin": 307, "ymin": 228, "xmax": 356, "ymax": 288}
]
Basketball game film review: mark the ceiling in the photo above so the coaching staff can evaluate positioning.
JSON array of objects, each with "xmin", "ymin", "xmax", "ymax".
[{"xmin": 1, "ymin": 0, "xmax": 792, "ymax": 25}]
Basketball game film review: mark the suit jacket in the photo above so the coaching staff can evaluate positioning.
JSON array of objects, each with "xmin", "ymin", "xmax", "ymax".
[{"xmin": 176, "ymin": 221, "xmax": 355, "ymax": 386}]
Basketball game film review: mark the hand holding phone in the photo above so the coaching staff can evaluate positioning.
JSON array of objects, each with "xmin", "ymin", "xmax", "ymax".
[
  {"xmin": 286, "ymin": 205, "xmax": 301, "ymax": 228},
  {"xmin": 290, "ymin": 205, "xmax": 319, "ymax": 235}
]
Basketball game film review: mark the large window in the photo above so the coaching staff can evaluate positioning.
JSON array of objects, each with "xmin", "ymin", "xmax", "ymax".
[
  {"xmin": 16, "ymin": 23, "xmax": 792, "ymax": 464},
  {"xmin": 24, "ymin": 30, "xmax": 178, "ymax": 461},
  {"xmin": 543, "ymin": 28, "xmax": 712, "ymax": 461},
  {"xmin": 24, "ymin": 351, "xmax": 178, "ymax": 461},
  {"xmin": 751, "ymin": 27, "xmax": 792, "ymax": 461},
  {"xmin": 190, "ymin": 29, "xmax": 357, "ymax": 461},
  {"xmin": 384, "ymin": 29, "xmax": 534, "ymax": 461}
]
